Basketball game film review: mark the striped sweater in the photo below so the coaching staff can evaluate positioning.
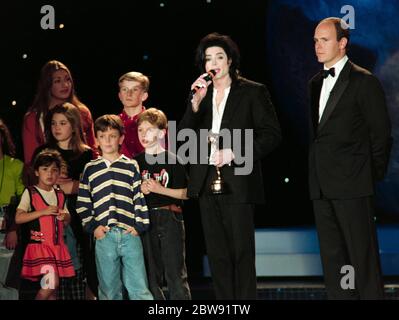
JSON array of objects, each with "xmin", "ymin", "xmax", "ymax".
[{"xmin": 76, "ymin": 155, "xmax": 149, "ymax": 234}]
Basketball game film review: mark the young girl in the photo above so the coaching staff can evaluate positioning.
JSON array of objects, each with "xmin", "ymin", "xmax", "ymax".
[
  {"xmin": 15, "ymin": 150, "xmax": 75, "ymax": 300},
  {"xmin": 33, "ymin": 102, "xmax": 96, "ymax": 299},
  {"xmin": 22, "ymin": 60, "xmax": 97, "ymax": 166}
]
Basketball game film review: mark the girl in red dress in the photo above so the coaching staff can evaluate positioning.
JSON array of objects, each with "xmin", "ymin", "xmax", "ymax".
[{"xmin": 15, "ymin": 150, "xmax": 75, "ymax": 300}]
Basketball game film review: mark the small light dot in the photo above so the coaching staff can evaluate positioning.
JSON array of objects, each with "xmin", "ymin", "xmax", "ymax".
[
  {"xmin": 59, "ymin": 24, "xmax": 64, "ymax": 29},
  {"xmin": 160, "ymin": 2, "xmax": 165, "ymax": 7},
  {"xmin": 22, "ymin": 54, "xmax": 27, "ymax": 59},
  {"xmin": 206, "ymin": 0, "xmax": 212, "ymax": 3},
  {"xmin": 284, "ymin": 178, "xmax": 289, "ymax": 183},
  {"xmin": 143, "ymin": 55, "xmax": 149, "ymax": 60},
  {"xmin": 11, "ymin": 100, "xmax": 17, "ymax": 106}
]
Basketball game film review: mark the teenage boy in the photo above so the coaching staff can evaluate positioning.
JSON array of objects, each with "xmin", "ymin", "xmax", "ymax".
[{"xmin": 118, "ymin": 72, "xmax": 149, "ymax": 159}]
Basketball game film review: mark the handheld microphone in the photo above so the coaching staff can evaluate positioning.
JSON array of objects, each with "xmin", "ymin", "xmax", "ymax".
[{"xmin": 190, "ymin": 69, "xmax": 218, "ymax": 96}]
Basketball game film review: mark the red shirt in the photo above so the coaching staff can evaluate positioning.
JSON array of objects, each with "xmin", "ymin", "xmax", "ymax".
[{"xmin": 119, "ymin": 107, "xmax": 145, "ymax": 159}]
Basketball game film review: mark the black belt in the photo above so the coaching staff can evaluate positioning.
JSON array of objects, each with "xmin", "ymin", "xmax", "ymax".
[{"xmin": 152, "ymin": 204, "xmax": 182, "ymax": 214}]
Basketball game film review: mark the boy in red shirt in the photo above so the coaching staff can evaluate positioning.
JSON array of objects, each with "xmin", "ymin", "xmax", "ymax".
[{"xmin": 118, "ymin": 72, "xmax": 149, "ymax": 159}]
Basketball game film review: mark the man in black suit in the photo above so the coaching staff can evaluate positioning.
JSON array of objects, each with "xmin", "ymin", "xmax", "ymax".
[
  {"xmin": 179, "ymin": 33, "xmax": 281, "ymax": 299},
  {"xmin": 309, "ymin": 17, "xmax": 392, "ymax": 299}
]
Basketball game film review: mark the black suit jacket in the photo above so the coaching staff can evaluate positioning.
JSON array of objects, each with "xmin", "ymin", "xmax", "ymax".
[
  {"xmin": 309, "ymin": 60, "xmax": 392, "ymax": 200},
  {"xmin": 178, "ymin": 77, "xmax": 281, "ymax": 204}
]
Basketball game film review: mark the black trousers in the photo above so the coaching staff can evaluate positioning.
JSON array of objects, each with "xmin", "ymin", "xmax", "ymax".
[
  {"xmin": 199, "ymin": 194, "xmax": 257, "ymax": 300},
  {"xmin": 313, "ymin": 196, "xmax": 384, "ymax": 299},
  {"xmin": 141, "ymin": 208, "xmax": 191, "ymax": 300}
]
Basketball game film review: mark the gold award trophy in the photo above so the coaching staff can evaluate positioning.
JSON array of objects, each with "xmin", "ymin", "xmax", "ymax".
[{"xmin": 208, "ymin": 132, "xmax": 227, "ymax": 194}]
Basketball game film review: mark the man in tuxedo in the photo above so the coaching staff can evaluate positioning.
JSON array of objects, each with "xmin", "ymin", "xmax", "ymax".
[
  {"xmin": 309, "ymin": 17, "xmax": 392, "ymax": 299},
  {"xmin": 179, "ymin": 33, "xmax": 281, "ymax": 299}
]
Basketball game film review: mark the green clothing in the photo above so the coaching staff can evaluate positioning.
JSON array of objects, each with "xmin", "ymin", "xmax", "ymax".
[{"xmin": 0, "ymin": 155, "xmax": 24, "ymax": 206}]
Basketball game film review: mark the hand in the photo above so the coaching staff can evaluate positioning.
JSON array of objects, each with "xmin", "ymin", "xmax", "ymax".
[
  {"xmin": 146, "ymin": 178, "xmax": 163, "ymax": 194},
  {"xmin": 41, "ymin": 205, "xmax": 59, "ymax": 216},
  {"xmin": 4, "ymin": 230, "xmax": 18, "ymax": 250},
  {"xmin": 94, "ymin": 225, "xmax": 110, "ymax": 240},
  {"xmin": 212, "ymin": 148, "xmax": 235, "ymax": 167},
  {"xmin": 190, "ymin": 73, "xmax": 213, "ymax": 112},
  {"xmin": 56, "ymin": 209, "xmax": 66, "ymax": 221},
  {"xmin": 57, "ymin": 176, "xmax": 73, "ymax": 185},
  {"xmin": 123, "ymin": 226, "xmax": 138, "ymax": 237},
  {"xmin": 141, "ymin": 181, "xmax": 151, "ymax": 195}
]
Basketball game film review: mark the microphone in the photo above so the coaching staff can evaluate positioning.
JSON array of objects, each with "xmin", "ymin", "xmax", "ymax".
[{"xmin": 190, "ymin": 69, "xmax": 218, "ymax": 96}]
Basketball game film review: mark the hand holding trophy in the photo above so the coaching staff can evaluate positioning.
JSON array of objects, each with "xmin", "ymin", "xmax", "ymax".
[{"xmin": 208, "ymin": 131, "xmax": 228, "ymax": 195}]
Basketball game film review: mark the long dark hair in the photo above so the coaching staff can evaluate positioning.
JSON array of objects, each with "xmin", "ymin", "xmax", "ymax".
[
  {"xmin": 29, "ymin": 60, "xmax": 91, "ymax": 142},
  {"xmin": 0, "ymin": 118, "xmax": 16, "ymax": 157},
  {"xmin": 45, "ymin": 102, "xmax": 89, "ymax": 157}
]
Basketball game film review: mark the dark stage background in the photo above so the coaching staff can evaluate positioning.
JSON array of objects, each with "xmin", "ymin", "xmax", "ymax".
[{"xmin": 1, "ymin": 0, "xmax": 399, "ymax": 280}]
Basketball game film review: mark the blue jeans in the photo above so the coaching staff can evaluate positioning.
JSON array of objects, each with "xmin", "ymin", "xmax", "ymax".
[{"xmin": 95, "ymin": 226, "xmax": 153, "ymax": 300}]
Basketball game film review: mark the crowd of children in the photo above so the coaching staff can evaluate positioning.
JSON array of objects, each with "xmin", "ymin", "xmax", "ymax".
[{"xmin": 0, "ymin": 61, "xmax": 191, "ymax": 300}]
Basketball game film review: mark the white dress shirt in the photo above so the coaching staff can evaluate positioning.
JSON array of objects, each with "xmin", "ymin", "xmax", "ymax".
[
  {"xmin": 209, "ymin": 86, "xmax": 231, "ymax": 165},
  {"xmin": 319, "ymin": 55, "xmax": 348, "ymax": 122}
]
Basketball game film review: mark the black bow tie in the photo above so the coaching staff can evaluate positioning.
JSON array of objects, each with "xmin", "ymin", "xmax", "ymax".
[{"xmin": 321, "ymin": 67, "xmax": 335, "ymax": 79}]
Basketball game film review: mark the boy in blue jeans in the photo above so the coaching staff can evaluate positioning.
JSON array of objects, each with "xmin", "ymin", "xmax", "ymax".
[
  {"xmin": 76, "ymin": 114, "xmax": 153, "ymax": 300},
  {"xmin": 135, "ymin": 108, "xmax": 191, "ymax": 300}
]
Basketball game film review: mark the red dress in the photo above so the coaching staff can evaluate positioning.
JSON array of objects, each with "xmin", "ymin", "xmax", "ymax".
[{"xmin": 21, "ymin": 186, "xmax": 75, "ymax": 281}]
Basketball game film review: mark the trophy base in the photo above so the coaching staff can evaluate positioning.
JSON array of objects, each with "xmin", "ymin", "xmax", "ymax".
[{"xmin": 210, "ymin": 182, "xmax": 228, "ymax": 195}]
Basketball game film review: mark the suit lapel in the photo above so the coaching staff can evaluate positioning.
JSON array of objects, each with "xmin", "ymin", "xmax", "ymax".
[
  {"xmin": 310, "ymin": 73, "xmax": 323, "ymax": 134},
  {"xmin": 318, "ymin": 61, "xmax": 352, "ymax": 132}
]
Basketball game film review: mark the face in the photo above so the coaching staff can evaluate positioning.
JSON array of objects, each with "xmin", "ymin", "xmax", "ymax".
[
  {"xmin": 204, "ymin": 46, "xmax": 232, "ymax": 80},
  {"xmin": 96, "ymin": 128, "xmax": 124, "ymax": 156},
  {"xmin": 51, "ymin": 113, "xmax": 73, "ymax": 145},
  {"xmin": 51, "ymin": 69, "xmax": 72, "ymax": 101},
  {"xmin": 119, "ymin": 80, "xmax": 148, "ymax": 109},
  {"xmin": 138, "ymin": 121, "xmax": 164, "ymax": 149},
  {"xmin": 35, "ymin": 163, "xmax": 60, "ymax": 187},
  {"xmin": 314, "ymin": 22, "xmax": 347, "ymax": 67}
]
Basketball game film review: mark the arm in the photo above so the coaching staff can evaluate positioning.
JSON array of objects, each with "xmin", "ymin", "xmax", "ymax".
[
  {"xmin": 58, "ymin": 179, "xmax": 80, "ymax": 195},
  {"xmin": 246, "ymin": 84, "xmax": 282, "ymax": 162},
  {"xmin": 358, "ymin": 75, "xmax": 392, "ymax": 181},
  {"xmin": 80, "ymin": 106, "xmax": 98, "ymax": 157},
  {"xmin": 76, "ymin": 166, "xmax": 98, "ymax": 233},
  {"xmin": 6, "ymin": 159, "xmax": 25, "ymax": 233},
  {"xmin": 177, "ymin": 74, "xmax": 211, "ymax": 131},
  {"xmin": 15, "ymin": 206, "xmax": 59, "ymax": 224},
  {"xmin": 131, "ymin": 163, "xmax": 150, "ymax": 234},
  {"xmin": 22, "ymin": 112, "xmax": 42, "ymax": 164},
  {"xmin": 145, "ymin": 179, "xmax": 188, "ymax": 200},
  {"xmin": 58, "ymin": 204, "xmax": 71, "ymax": 226}
]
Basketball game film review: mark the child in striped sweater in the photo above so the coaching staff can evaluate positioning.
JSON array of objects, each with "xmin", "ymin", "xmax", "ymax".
[{"xmin": 76, "ymin": 114, "xmax": 153, "ymax": 300}]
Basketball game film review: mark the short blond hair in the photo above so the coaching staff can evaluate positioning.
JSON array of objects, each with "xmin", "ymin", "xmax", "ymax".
[{"xmin": 118, "ymin": 71, "xmax": 149, "ymax": 92}]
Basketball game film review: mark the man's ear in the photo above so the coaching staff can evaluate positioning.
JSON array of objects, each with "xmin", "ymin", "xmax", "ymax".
[
  {"xmin": 142, "ymin": 92, "xmax": 149, "ymax": 102},
  {"xmin": 119, "ymin": 134, "xmax": 125, "ymax": 146},
  {"xmin": 339, "ymin": 37, "xmax": 348, "ymax": 50},
  {"xmin": 34, "ymin": 170, "xmax": 39, "ymax": 177},
  {"xmin": 158, "ymin": 129, "xmax": 166, "ymax": 139}
]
